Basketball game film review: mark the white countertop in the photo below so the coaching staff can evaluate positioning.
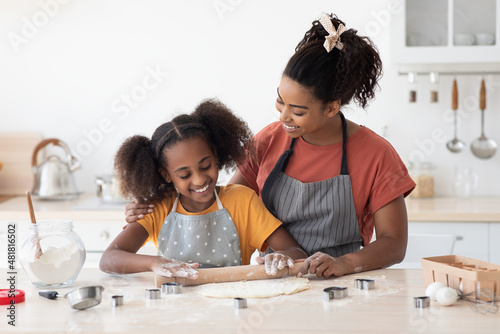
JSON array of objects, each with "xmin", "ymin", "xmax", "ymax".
[
  {"xmin": 0, "ymin": 194, "xmax": 124, "ymax": 221},
  {"xmin": 6, "ymin": 268, "xmax": 500, "ymax": 333},
  {"xmin": 405, "ymin": 197, "xmax": 500, "ymax": 222},
  {"xmin": 2, "ymin": 194, "xmax": 500, "ymax": 223}
]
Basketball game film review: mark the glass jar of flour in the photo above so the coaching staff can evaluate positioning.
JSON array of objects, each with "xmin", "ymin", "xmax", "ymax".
[{"xmin": 19, "ymin": 219, "xmax": 86, "ymax": 288}]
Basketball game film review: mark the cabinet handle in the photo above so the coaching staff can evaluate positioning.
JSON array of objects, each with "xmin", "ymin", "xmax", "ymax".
[{"xmin": 456, "ymin": 236, "xmax": 463, "ymax": 241}]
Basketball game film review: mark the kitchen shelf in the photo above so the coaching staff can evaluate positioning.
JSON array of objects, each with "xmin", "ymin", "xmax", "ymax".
[{"xmin": 391, "ymin": 0, "xmax": 500, "ymax": 67}]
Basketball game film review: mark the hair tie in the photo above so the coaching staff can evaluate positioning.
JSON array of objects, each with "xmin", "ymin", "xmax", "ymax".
[{"xmin": 319, "ymin": 13, "xmax": 346, "ymax": 52}]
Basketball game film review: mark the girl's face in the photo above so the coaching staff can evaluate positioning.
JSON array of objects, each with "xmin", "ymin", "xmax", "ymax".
[
  {"xmin": 275, "ymin": 76, "xmax": 340, "ymax": 144},
  {"xmin": 160, "ymin": 136, "xmax": 219, "ymax": 213}
]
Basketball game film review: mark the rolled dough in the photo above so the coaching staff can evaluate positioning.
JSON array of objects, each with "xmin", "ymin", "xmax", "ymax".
[{"xmin": 195, "ymin": 277, "xmax": 310, "ymax": 299}]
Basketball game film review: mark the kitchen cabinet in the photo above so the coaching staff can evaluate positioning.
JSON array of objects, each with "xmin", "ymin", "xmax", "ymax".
[
  {"xmin": 391, "ymin": 0, "xmax": 500, "ymax": 65},
  {"xmin": 490, "ymin": 223, "xmax": 500, "ymax": 264},
  {"xmin": 408, "ymin": 221, "xmax": 490, "ymax": 261}
]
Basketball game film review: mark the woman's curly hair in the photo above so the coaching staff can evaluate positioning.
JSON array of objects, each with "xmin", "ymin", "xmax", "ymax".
[
  {"xmin": 284, "ymin": 13, "xmax": 383, "ymax": 109},
  {"xmin": 114, "ymin": 99, "xmax": 254, "ymax": 204}
]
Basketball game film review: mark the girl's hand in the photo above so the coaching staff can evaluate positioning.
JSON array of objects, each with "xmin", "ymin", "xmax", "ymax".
[
  {"xmin": 255, "ymin": 252, "xmax": 294, "ymax": 276},
  {"xmin": 152, "ymin": 258, "xmax": 199, "ymax": 279},
  {"xmin": 124, "ymin": 201, "xmax": 154, "ymax": 224},
  {"xmin": 298, "ymin": 252, "xmax": 347, "ymax": 278}
]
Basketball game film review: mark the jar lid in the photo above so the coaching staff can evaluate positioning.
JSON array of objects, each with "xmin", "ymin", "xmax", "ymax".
[{"xmin": 0, "ymin": 289, "xmax": 25, "ymax": 305}]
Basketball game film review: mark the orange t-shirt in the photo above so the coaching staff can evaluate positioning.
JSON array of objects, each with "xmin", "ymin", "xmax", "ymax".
[
  {"xmin": 137, "ymin": 184, "xmax": 282, "ymax": 265},
  {"xmin": 238, "ymin": 121, "xmax": 415, "ymax": 246}
]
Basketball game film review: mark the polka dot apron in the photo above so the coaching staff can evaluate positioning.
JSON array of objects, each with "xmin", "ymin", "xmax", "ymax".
[{"xmin": 157, "ymin": 190, "xmax": 242, "ymax": 268}]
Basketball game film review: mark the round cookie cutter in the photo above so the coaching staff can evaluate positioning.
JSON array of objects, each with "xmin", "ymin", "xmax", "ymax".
[
  {"xmin": 234, "ymin": 297, "xmax": 247, "ymax": 309},
  {"xmin": 414, "ymin": 296, "xmax": 430, "ymax": 308},
  {"xmin": 111, "ymin": 295, "xmax": 124, "ymax": 308},
  {"xmin": 354, "ymin": 279, "xmax": 375, "ymax": 290},
  {"xmin": 145, "ymin": 288, "xmax": 161, "ymax": 300},
  {"xmin": 161, "ymin": 282, "xmax": 183, "ymax": 294}
]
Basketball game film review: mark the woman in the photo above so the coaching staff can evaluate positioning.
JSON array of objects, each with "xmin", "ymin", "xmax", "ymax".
[{"xmin": 125, "ymin": 13, "xmax": 415, "ymax": 278}]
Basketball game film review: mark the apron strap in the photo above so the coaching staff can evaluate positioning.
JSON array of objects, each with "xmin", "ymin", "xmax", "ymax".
[
  {"xmin": 339, "ymin": 112, "xmax": 348, "ymax": 175},
  {"xmin": 262, "ymin": 112, "xmax": 349, "ymax": 211},
  {"xmin": 214, "ymin": 189, "xmax": 223, "ymax": 210},
  {"xmin": 171, "ymin": 189, "xmax": 223, "ymax": 212},
  {"xmin": 172, "ymin": 196, "xmax": 180, "ymax": 211},
  {"xmin": 262, "ymin": 138, "xmax": 296, "ymax": 215}
]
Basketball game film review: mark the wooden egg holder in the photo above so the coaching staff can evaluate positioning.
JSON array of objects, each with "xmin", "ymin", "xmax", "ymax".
[{"xmin": 422, "ymin": 255, "xmax": 500, "ymax": 302}]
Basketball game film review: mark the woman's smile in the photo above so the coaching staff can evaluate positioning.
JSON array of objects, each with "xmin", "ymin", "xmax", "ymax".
[{"xmin": 282, "ymin": 123, "xmax": 300, "ymax": 132}]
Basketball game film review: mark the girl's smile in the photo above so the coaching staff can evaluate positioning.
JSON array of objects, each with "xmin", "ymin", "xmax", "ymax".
[{"xmin": 160, "ymin": 137, "xmax": 219, "ymax": 213}]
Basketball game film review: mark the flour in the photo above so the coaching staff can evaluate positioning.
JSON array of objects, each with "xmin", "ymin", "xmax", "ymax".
[{"xmin": 28, "ymin": 243, "xmax": 82, "ymax": 284}]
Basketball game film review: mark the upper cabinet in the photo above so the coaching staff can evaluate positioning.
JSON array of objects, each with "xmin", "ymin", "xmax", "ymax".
[{"xmin": 391, "ymin": 0, "xmax": 500, "ymax": 64}]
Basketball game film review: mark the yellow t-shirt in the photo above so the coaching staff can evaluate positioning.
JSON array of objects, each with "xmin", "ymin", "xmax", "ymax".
[{"xmin": 137, "ymin": 184, "xmax": 282, "ymax": 265}]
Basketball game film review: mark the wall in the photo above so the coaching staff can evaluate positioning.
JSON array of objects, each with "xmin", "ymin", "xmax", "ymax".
[{"xmin": 1, "ymin": 0, "xmax": 499, "ymax": 196}]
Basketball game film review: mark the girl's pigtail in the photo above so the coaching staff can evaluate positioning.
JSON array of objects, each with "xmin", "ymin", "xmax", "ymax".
[
  {"xmin": 114, "ymin": 135, "xmax": 167, "ymax": 203},
  {"xmin": 194, "ymin": 99, "xmax": 254, "ymax": 170}
]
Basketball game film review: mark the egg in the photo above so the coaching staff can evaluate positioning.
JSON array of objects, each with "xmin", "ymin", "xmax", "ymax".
[
  {"xmin": 425, "ymin": 282, "xmax": 446, "ymax": 301},
  {"xmin": 436, "ymin": 287, "xmax": 459, "ymax": 306}
]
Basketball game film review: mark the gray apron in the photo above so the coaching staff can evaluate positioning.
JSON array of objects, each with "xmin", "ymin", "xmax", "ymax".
[
  {"xmin": 157, "ymin": 190, "xmax": 242, "ymax": 267},
  {"xmin": 261, "ymin": 112, "xmax": 362, "ymax": 257}
]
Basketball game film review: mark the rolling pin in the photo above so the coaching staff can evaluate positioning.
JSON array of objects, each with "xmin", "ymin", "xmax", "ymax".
[{"xmin": 155, "ymin": 261, "xmax": 304, "ymax": 287}]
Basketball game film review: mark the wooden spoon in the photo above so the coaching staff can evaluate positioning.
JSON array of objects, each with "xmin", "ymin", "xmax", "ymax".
[{"xmin": 26, "ymin": 190, "xmax": 43, "ymax": 259}]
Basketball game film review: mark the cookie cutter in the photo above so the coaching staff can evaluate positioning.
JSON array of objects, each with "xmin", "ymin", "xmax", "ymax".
[
  {"xmin": 323, "ymin": 287, "xmax": 348, "ymax": 301},
  {"xmin": 161, "ymin": 282, "xmax": 183, "ymax": 294},
  {"xmin": 414, "ymin": 296, "xmax": 430, "ymax": 308},
  {"xmin": 354, "ymin": 279, "xmax": 375, "ymax": 290},
  {"xmin": 145, "ymin": 288, "xmax": 161, "ymax": 300},
  {"xmin": 111, "ymin": 295, "xmax": 124, "ymax": 308},
  {"xmin": 234, "ymin": 297, "xmax": 247, "ymax": 309}
]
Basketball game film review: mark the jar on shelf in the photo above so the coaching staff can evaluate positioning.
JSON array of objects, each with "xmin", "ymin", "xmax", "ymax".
[
  {"xmin": 19, "ymin": 219, "xmax": 86, "ymax": 288},
  {"xmin": 409, "ymin": 162, "xmax": 435, "ymax": 198},
  {"xmin": 429, "ymin": 72, "xmax": 439, "ymax": 103}
]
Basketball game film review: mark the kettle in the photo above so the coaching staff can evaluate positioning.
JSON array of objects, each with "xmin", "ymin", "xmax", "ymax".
[{"xmin": 31, "ymin": 138, "xmax": 81, "ymax": 200}]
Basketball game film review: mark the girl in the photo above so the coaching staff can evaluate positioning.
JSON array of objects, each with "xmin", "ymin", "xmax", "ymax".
[
  {"xmin": 125, "ymin": 13, "xmax": 415, "ymax": 279},
  {"xmin": 100, "ymin": 99, "xmax": 306, "ymax": 278}
]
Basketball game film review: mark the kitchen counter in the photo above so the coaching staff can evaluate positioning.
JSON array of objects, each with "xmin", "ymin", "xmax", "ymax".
[
  {"xmin": 405, "ymin": 197, "xmax": 500, "ymax": 222},
  {"xmin": 4, "ymin": 268, "xmax": 499, "ymax": 333},
  {"xmin": 0, "ymin": 194, "xmax": 124, "ymax": 221},
  {"xmin": 2, "ymin": 194, "xmax": 500, "ymax": 223}
]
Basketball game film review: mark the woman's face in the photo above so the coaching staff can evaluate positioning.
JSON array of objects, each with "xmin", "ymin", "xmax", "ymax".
[
  {"xmin": 275, "ymin": 76, "xmax": 338, "ymax": 143},
  {"xmin": 161, "ymin": 136, "xmax": 219, "ymax": 213}
]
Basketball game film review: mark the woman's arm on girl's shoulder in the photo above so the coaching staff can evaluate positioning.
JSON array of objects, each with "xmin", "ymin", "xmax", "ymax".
[
  {"xmin": 124, "ymin": 201, "xmax": 154, "ymax": 224},
  {"xmin": 99, "ymin": 223, "xmax": 199, "ymax": 278},
  {"xmin": 299, "ymin": 196, "xmax": 408, "ymax": 278},
  {"xmin": 228, "ymin": 169, "xmax": 253, "ymax": 189}
]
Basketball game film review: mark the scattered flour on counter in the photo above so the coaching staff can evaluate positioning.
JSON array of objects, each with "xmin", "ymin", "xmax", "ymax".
[{"xmin": 28, "ymin": 244, "xmax": 82, "ymax": 284}]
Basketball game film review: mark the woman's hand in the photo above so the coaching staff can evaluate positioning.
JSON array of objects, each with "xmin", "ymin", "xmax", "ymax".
[
  {"xmin": 255, "ymin": 252, "xmax": 295, "ymax": 276},
  {"xmin": 151, "ymin": 258, "xmax": 199, "ymax": 279},
  {"xmin": 297, "ymin": 252, "xmax": 349, "ymax": 278},
  {"xmin": 125, "ymin": 201, "xmax": 154, "ymax": 223}
]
